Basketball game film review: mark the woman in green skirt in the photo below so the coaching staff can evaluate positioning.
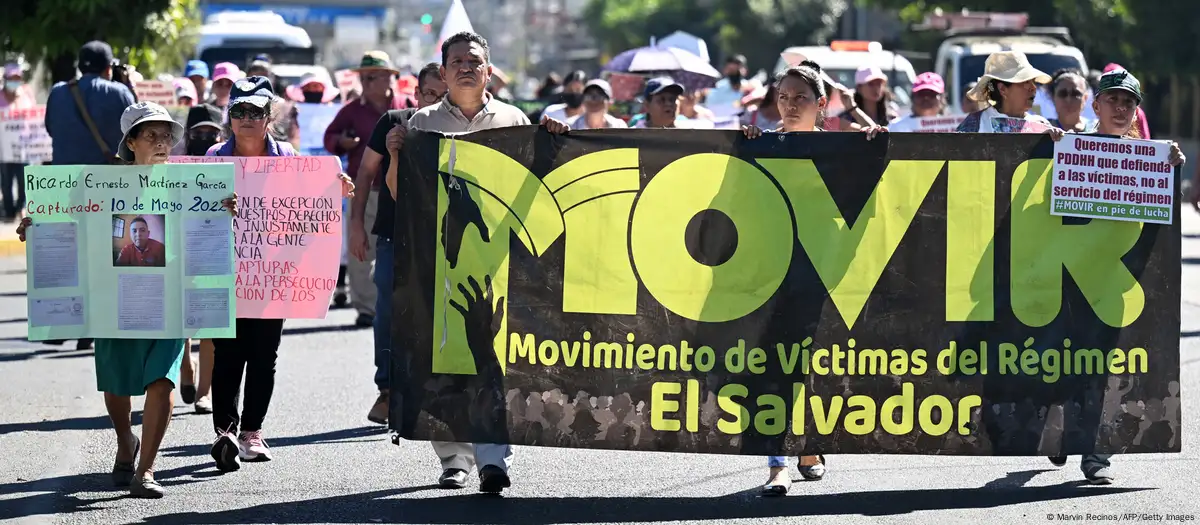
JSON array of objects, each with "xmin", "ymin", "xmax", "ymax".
[{"xmin": 17, "ymin": 102, "xmax": 237, "ymax": 498}]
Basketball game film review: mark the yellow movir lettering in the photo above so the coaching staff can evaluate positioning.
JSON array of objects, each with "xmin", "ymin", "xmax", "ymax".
[
  {"xmin": 761, "ymin": 159, "xmax": 944, "ymax": 329},
  {"xmin": 545, "ymin": 149, "xmax": 641, "ymax": 315},
  {"xmin": 946, "ymin": 161, "xmax": 995, "ymax": 321},
  {"xmin": 631, "ymin": 154, "xmax": 793, "ymax": 322},
  {"xmin": 1010, "ymin": 159, "xmax": 1144, "ymax": 327}
]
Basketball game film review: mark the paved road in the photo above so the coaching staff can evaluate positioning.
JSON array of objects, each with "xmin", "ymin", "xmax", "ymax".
[{"xmin": 3, "ymin": 214, "xmax": 1200, "ymax": 525}]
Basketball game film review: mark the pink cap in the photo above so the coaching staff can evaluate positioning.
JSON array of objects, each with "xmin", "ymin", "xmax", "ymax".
[
  {"xmin": 212, "ymin": 62, "xmax": 243, "ymax": 83},
  {"xmin": 173, "ymin": 78, "xmax": 197, "ymax": 102},
  {"xmin": 855, "ymin": 65, "xmax": 887, "ymax": 85},
  {"xmin": 1103, "ymin": 63, "xmax": 1124, "ymax": 74},
  {"xmin": 913, "ymin": 72, "xmax": 945, "ymax": 94},
  {"xmin": 3, "ymin": 63, "xmax": 21, "ymax": 78}
]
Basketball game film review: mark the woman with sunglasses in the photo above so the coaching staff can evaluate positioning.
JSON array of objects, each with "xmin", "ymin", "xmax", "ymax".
[
  {"xmin": 1046, "ymin": 69, "xmax": 1091, "ymax": 133},
  {"xmin": 205, "ymin": 76, "xmax": 355, "ymax": 472}
]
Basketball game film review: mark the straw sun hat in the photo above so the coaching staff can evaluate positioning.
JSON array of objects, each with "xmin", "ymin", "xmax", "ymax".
[{"xmin": 966, "ymin": 51, "xmax": 1052, "ymax": 102}]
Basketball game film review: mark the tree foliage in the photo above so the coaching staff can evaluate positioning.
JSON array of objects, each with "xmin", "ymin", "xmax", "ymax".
[
  {"xmin": 0, "ymin": 0, "xmax": 201, "ymax": 81},
  {"xmin": 583, "ymin": 0, "xmax": 849, "ymax": 72}
]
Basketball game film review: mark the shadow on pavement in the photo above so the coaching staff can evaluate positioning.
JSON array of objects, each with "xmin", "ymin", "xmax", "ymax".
[
  {"xmin": 139, "ymin": 484, "xmax": 1151, "ymax": 524},
  {"xmin": 981, "ymin": 469, "xmax": 1056, "ymax": 489},
  {"xmin": 0, "ymin": 291, "xmax": 26, "ymax": 297},
  {"xmin": 0, "ymin": 412, "xmax": 140, "ymax": 434},
  {"xmin": 159, "ymin": 426, "xmax": 387, "ymax": 459},
  {"xmin": 281, "ymin": 325, "xmax": 368, "ymax": 337},
  {"xmin": 0, "ymin": 461, "xmax": 215, "ymax": 521},
  {"xmin": 0, "ymin": 348, "xmax": 93, "ymax": 362}
]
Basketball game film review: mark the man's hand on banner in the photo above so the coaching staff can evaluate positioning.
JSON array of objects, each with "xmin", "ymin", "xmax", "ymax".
[
  {"xmin": 540, "ymin": 115, "xmax": 570, "ymax": 134},
  {"xmin": 339, "ymin": 173, "xmax": 355, "ymax": 198}
]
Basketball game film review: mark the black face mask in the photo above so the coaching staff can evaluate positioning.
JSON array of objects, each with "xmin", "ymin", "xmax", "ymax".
[
  {"xmin": 727, "ymin": 72, "xmax": 743, "ymax": 84},
  {"xmin": 303, "ymin": 91, "xmax": 325, "ymax": 103},
  {"xmin": 562, "ymin": 92, "xmax": 584, "ymax": 109},
  {"xmin": 187, "ymin": 138, "xmax": 218, "ymax": 156}
]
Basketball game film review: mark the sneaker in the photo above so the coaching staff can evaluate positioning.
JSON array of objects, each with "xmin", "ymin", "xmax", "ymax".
[
  {"xmin": 478, "ymin": 465, "xmax": 510, "ymax": 494},
  {"xmin": 368, "ymin": 391, "xmax": 389, "ymax": 425},
  {"xmin": 211, "ymin": 432, "xmax": 241, "ymax": 472},
  {"xmin": 354, "ymin": 313, "xmax": 374, "ymax": 328},
  {"xmin": 1048, "ymin": 455, "xmax": 1068, "ymax": 467},
  {"xmin": 1084, "ymin": 465, "xmax": 1114, "ymax": 485},
  {"xmin": 238, "ymin": 430, "xmax": 272, "ymax": 462}
]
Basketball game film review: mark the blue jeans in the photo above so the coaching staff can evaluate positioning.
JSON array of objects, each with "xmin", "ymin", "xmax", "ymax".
[
  {"xmin": 768, "ymin": 456, "xmax": 787, "ymax": 467},
  {"xmin": 372, "ymin": 236, "xmax": 394, "ymax": 390},
  {"xmin": 1081, "ymin": 454, "xmax": 1111, "ymax": 471}
]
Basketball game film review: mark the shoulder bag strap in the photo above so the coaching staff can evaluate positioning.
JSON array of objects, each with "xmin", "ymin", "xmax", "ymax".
[{"xmin": 67, "ymin": 80, "xmax": 119, "ymax": 162}]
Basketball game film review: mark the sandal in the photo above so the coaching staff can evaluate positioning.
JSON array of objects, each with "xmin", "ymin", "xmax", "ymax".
[
  {"xmin": 111, "ymin": 436, "xmax": 140, "ymax": 487},
  {"xmin": 760, "ymin": 467, "xmax": 791, "ymax": 497},
  {"xmin": 798, "ymin": 455, "xmax": 826, "ymax": 481}
]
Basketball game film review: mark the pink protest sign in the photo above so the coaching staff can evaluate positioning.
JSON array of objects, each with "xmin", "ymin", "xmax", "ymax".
[{"xmin": 171, "ymin": 155, "xmax": 342, "ymax": 319}]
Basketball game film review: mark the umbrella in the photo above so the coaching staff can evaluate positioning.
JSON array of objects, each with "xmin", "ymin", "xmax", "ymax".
[{"xmin": 604, "ymin": 46, "xmax": 721, "ymax": 90}]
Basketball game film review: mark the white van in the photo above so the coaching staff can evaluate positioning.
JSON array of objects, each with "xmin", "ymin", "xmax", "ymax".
[
  {"xmin": 935, "ymin": 28, "xmax": 1089, "ymax": 114},
  {"xmin": 196, "ymin": 11, "xmax": 316, "ymax": 69},
  {"xmin": 775, "ymin": 41, "xmax": 918, "ymax": 110}
]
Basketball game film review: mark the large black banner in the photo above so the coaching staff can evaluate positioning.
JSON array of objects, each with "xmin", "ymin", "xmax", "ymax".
[{"xmin": 389, "ymin": 127, "xmax": 1180, "ymax": 456}]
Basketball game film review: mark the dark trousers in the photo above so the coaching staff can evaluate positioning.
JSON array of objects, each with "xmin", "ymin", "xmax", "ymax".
[
  {"xmin": 212, "ymin": 318, "xmax": 285, "ymax": 434},
  {"xmin": 0, "ymin": 163, "xmax": 25, "ymax": 218}
]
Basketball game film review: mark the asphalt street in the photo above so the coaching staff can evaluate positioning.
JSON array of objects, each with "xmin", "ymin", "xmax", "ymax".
[{"xmin": 3, "ymin": 213, "xmax": 1200, "ymax": 525}]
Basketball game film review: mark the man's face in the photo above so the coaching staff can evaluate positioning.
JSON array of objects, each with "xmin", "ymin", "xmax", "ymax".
[
  {"xmin": 130, "ymin": 220, "xmax": 149, "ymax": 249},
  {"xmin": 724, "ymin": 62, "xmax": 744, "ymax": 77},
  {"xmin": 648, "ymin": 90, "xmax": 680, "ymax": 124},
  {"xmin": 442, "ymin": 41, "xmax": 490, "ymax": 92},
  {"xmin": 418, "ymin": 74, "xmax": 449, "ymax": 108}
]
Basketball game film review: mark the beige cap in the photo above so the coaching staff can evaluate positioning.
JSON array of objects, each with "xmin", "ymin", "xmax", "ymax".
[
  {"xmin": 966, "ymin": 51, "xmax": 1052, "ymax": 101},
  {"xmin": 117, "ymin": 101, "xmax": 184, "ymax": 162}
]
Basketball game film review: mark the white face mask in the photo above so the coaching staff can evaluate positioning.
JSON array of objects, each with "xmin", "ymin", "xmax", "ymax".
[{"xmin": 4, "ymin": 80, "xmax": 21, "ymax": 93}]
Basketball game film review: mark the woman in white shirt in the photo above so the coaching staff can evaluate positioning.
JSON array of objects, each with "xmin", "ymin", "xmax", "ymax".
[{"xmin": 567, "ymin": 79, "xmax": 628, "ymax": 130}]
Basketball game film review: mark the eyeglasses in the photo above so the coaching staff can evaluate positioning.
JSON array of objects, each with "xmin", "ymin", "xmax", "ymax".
[
  {"xmin": 189, "ymin": 130, "xmax": 219, "ymax": 141},
  {"xmin": 420, "ymin": 89, "xmax": 445, "ymax": 103},
  {"xmin": 229, "ymin": 105, "xmax": 267, "ymax": 121},
  {"xmin": 1055, "ymin": 89, "xmax": 1084, "ymax": 100}
]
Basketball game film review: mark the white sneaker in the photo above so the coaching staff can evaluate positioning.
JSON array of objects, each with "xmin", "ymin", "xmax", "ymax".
[{"xmin": 237, "ymin": 430, "xmax": 272, "ymax": 462}]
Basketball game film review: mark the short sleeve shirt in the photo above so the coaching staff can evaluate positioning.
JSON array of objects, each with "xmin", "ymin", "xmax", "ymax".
[
  {"xmin": 407, "ymin": 95, "xmax": 531, "ymax": 134},
  {"xmin": 366, "ymin": 108, "xmax": 418, "ymax": 239}
]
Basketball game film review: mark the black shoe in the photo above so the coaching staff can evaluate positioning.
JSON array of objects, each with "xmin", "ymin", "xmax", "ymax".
[
  {"xmin": 1048, "ymin": 455, "xmax": 1068, "ymax": 467},
  {"xmin": 478, "ymin": 465, "xmax": 510, "ymax": 494},
  {"xmin": 180, "ymin": 384, "xmax": 197, "ymax": 405},
  {"xmin": 76, "ymin": 338, "xmax": 94, "ymax": 350},
  {"xmin": 111, "ymin": 436, "xmax": 140, "ymax": 487},
  {"xmin": 43, "ymin": 339, "xmax": 66, "ymax": 346},
  {"xmin": 439, "ymin": 468, "xmax": 468, "ymax": 489},
  {"xmin": 354, "ymin": 313, "xmax": 374, "ymax": 328},
  {"xmin": 333, "ymin": 291, "xmax": 348, "ymax": 308},
  {"xmin": 211, "ymin": 433, "xmax": 241, "ymax": 473}
]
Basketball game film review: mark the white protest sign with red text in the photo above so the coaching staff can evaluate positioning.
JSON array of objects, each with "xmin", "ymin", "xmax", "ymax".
[
  {"xmin": 0, "ymin": 105, "xmax": 52, "ymax": 163},
  {"xmin": 1051, "ymin": 134, "xmax": 1174, "ymax": 224},
  {"xmin": 171, "ymin": 155, "xmax": 343, "ymax": 318}
]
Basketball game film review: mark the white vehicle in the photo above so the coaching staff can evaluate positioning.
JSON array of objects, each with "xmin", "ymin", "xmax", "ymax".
[
  {"xmin": 196, "ymin": 11, "xmax": 316, "ymax": 69},
  {"xmin": 775, "ymin": 41, "xmax": 918, "ymax": 110},
  {"xmin": 933, "ymin": 23, "xmax": 1089, "ymax": 114}
]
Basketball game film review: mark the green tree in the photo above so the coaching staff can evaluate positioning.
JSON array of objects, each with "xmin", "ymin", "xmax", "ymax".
[
  {"xmin": 0, "ymin": 0, "xmax": 201, "ymax": 83},
  {"xmin": 583, "ymin": 0, "xmax": 849, "ymax": 73}
]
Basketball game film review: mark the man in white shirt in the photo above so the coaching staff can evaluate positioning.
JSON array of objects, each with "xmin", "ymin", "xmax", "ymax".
[{"xmin": 705, "ymin": 55, "xmax": 759, "ymax": 120}]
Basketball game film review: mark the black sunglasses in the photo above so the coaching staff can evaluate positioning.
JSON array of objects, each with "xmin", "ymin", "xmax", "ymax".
[{"xmin": 229, "ymin": 105, "xmax": 267, "ymax": 121}]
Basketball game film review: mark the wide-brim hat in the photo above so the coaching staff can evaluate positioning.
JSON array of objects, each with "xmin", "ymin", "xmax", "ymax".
[
  {"xmin": 285, "ymin": 73, "xmax": 339, "ymax": 103},
  {"xmin": 966, "ymin": 51, "xmax": 1052, "ymax": 101},
  {"xmin": 354, "ymin": 51, "xmax": 399, "ymax": 74},
  {"xmin": 117, "ymin": 101, "xmax": 184, "ymax": 161}
]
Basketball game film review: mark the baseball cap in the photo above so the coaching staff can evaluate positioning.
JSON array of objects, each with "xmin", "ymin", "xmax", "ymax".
[
  {"xmin": 186, "ymin": 103, "xmax": 223, "ymax": 130},
  {"xmin": 643, "ymin": 77, "xmax": 683, "ymax": 100},
  {"xmin": 584, "ymin": 79, "xmax": 613, "ymax": 99},
  {"xmin": 184, "ymin": 60, "xmax": 209, "ymax": 79},
  {"xmin": 173, "ymin": 78, "xmax": 197, "ymax": 102},
  {"xmin": 212, "ymin": 62, "xmax": 243, "ymax": 83},
  {"xmin": 727, "ymin": 54, "xmax": 748, "ymax": 66},
  {"xmin": 229, "ymin": 76, "xmax": 275, "ymax": 109},
  {"xmin": 117, "ymin": 102, "xmax": 185, "ymax": 161},
  {"xmin": 78, "ymin": 41, "xmax": 115, "ymax": 74},
  {"xmin": 855, "ymin": 65, "xmax": 887, "ymax": 85},
  {"xmin": 1097, "ymin": 68, "xmax": 1142, "ymax": 104},
  {"xmin": 913, "ymin": 72, "xmax": 945, "ymax": 94}
]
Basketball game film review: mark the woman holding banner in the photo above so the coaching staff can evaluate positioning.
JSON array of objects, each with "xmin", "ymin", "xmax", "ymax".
[
  {"xmin": 1047, "ymin": 67, "xmax": 1184, "ymax": 484},
  {"xmin": 17, "ymin": 101, "xmax": 237, "ymax": 498},
  {"xmin": 742, "ymin": 60, "xmax": 886, "ymax": 496},
  {"xmin": 204, "ymin": 76, "xmax": 355, "ymax": 473}
]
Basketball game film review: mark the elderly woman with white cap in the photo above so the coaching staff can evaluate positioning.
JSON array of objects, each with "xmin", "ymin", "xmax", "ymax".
[
  {"xmin": 15, "ymin": 101, "xmax": 238, "ymax": 498},
  {"xmin": 953, "ymin": 51, "xmax": 1063, "ymax": 139},
  {"xmin": 567, "ymin": 79, "xmax": 628, "ymax": 130}
]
